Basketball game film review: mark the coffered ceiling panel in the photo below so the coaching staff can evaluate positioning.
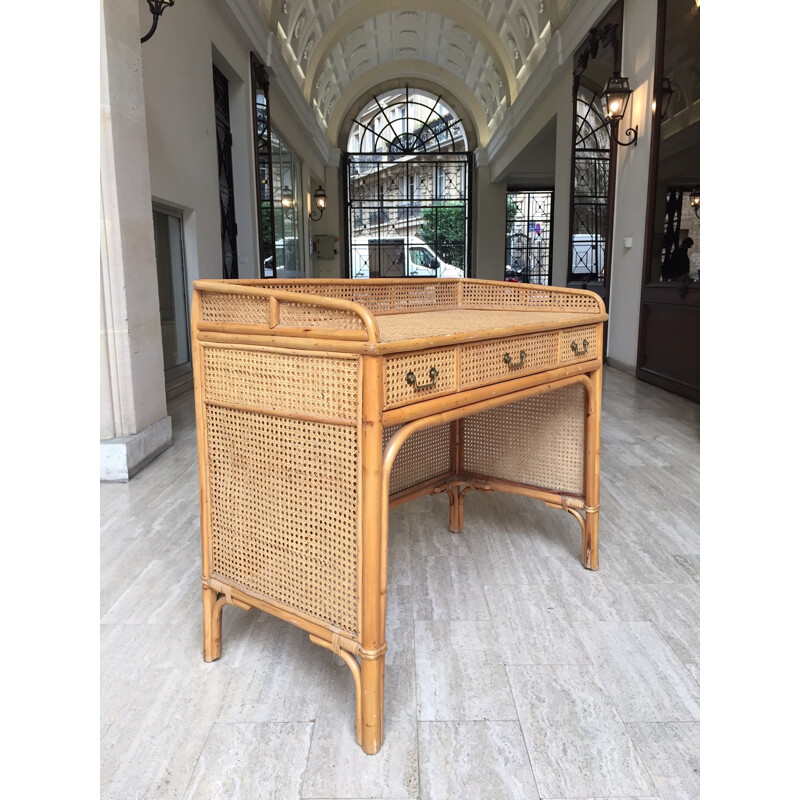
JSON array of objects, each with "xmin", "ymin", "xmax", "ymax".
[{"xmin": 261, "ymin": 0, "xmax": 579, "ymax": 144}]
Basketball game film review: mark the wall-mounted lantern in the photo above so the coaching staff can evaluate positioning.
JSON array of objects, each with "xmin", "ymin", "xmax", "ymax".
[
  {"xmin": 309, "ymin": 186, "xmax": 328, "ymax": 221},
  {"xmin": 141, "ymin": 0, "xmax": 175, "ymax": 44},
  {"xmin": 689, "ymin": 189, "xmax": 700, "ymax": 218},
  {"xmin": 601, "ymin": 73, "xmax": 638, "ymax": 147}
]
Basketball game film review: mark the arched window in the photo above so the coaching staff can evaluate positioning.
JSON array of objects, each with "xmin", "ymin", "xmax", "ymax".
[
  {"xmin": 570, "ymin": 87, "xmax": 611, "ymax": 283},
  {"xmin": 344, "ymin": 87, "xmax": 472, "ymax": 279}
]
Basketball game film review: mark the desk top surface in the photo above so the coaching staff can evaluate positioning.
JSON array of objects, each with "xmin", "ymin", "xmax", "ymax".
[
  {"xmin": 193, "ymin": 278, "xmax": 607, "ymax": 353},
  {"xmin": 374, "ymin": 308, "xmax": 600, "ymax": 343}
]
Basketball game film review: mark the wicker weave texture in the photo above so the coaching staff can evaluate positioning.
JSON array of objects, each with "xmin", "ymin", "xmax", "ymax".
[
  {"xmin": 462, "ymin": 384, "xmax": 586, "ymax": 495},
  {"xmin": 203, "ymin": 346, "xmax": 359, "ymax": 423},
  {"xmin": 268, "ymin": 280, "xmax": 460, "ymax": 315},
  {"xmin": 205, "ymin": 405, "xmax": 361, "ymax": 636},
  {"xmin": 200, "ymin": 291, "xmax": 272, "ymax": 325},
  {"xmin": 460, "ymin": 282, "xmax": 601, "ymax": 313},
  {"xmin": 560, "ymin": 325, "xmax": 598, "ymax": 363},
  {"xmin": 374, "ymin": 309, "xmax": 587, "ymax": 343},
  {"xmin": 278, "ymin": 302, "xmax": 367, "ymax": 330},
  {"xmin": 384, "ymin": 347, "xmax": 457, "ymax": 408},
  {"xmin": 384, "ymin": 422, "xmax": 451, "ymax": 495},
  {"xmin": 460, "ymin": 332, "xmax": 559, "ymax": 388}
]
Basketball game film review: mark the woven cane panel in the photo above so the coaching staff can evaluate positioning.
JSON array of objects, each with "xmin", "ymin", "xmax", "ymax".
[
  {"xmin": 202, "ymin": 347, "xmax": 359, "ymax": 423},
  {"xmin": 384, "ymin": 347, "xmax": 457, "ymax": 408},
  {"xmin": 389, "ymin": 282, "xmax": 459, "ymax": 311},
  {"xmin": 560, "ymin": 325, "xmax": 599, "ymax": 364},
  {"xmin": 462, "ymin": 384, "xmax": 585, "ymax": 495},
  {"xmin": 383, "ymin": 422, "xmax": 451, "ymax": 495},
  {"xmin": 460, "ymin": 282, "xmax": 602, "ymax": 313},
  {"xmin": 267, "ymin": 281, "xmax": 459, "ymax": 315},
  {"xmin": 278, "ymin": 302, "xmax": 366, "ymax": 330},
  {"xmin": 205, "ymin": 405, "xmax": 360, "ymax": 636},
  {"xmin": 201, "ymin": 291, "xmax": 271, "ymax": 325},
  {"xmin": 460, "ymin": 332, "xmax": 559, "ymax": 388},
  {"xmin": 375, "ymin": 309, "xmax": 581, "ymax": 343}
]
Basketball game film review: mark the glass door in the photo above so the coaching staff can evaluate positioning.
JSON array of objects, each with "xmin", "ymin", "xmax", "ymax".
[{"xmin": 153, "ymin": 206, "xmax": 191, "ymax": 390}]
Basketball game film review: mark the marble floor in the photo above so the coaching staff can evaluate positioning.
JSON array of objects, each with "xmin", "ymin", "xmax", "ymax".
[{"xmin": 100, "ymin": 366, "xmax": 699, "ymax": 800}]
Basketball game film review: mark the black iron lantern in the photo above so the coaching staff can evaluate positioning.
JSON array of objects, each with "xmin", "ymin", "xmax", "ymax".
[
  {"xmin": 601, "ymin": 74, "xmax": 632, "ymax": 121},
  {"xmin": 309, "ymin": 186, "xmax": 328, "ymax": 221},
  {"xmin": 601, "ymin": 73, "xmax": 638, "ymax": 147},
  {"xmin": 689, "ymin": 189, "xmax": 700, "ymax": 218}
]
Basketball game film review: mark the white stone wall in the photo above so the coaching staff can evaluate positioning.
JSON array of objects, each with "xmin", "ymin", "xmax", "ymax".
[
  {"xmin": 100, "ymin": 0, "xmax": 171, "ymax": 478},
  {"xmin": 99, "ymin": 0, "xmax": 339, "ymax": 479},
  {"xmin": 606, "ymin": 0, "xmax": 659, "ymax": 372}
]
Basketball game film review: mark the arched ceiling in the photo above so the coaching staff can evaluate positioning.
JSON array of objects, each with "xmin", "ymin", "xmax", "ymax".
[{"xmin": 258, "ymin": 0, "xmax": 581, "ymax": 148}]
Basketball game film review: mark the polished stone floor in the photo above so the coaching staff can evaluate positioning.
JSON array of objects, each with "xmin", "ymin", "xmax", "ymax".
[{"xmin": 100, "ymin": 366, "xmax": 699, "ymax": 800}]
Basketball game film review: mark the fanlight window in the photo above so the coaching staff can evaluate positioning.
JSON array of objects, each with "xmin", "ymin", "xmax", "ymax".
[{"xmin": 348, "ymin": 87, "xmax": 467, "ymax": 155}]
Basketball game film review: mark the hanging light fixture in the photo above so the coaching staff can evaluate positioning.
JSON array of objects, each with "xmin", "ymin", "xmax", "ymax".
[
  {"xmin": 309, "ymin": 186, "xmax": 328, "ymax": 221},
  {"xmin": 601, "ymin": 73, "xmax": 638, "ymax": 147},
  {"xmin": 281, "ymin": 185, "xmax": 294, "ymax": 208},
  {"xmin": 141, "ymin": 0, "xmax": 175, "ymax": 44}
]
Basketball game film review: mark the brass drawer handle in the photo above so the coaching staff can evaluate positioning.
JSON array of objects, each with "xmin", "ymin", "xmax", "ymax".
[
  {"xmin": 570, "ymin": 339, "xmax": 590, "ymax": 356},
  {"xmin": 406, "ymin": 366, "xmax": 439, "ymax": 391},
  {"xmin": 503, "ymin": 350, "xmax": 527, "ymax": 370}
]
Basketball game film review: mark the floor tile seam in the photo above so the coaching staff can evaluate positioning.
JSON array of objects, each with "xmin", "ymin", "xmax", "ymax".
[
  {"xmin": 501, "ymin": 663, "xmax": 544, "ymax": 800},
  {"xmin": 571, "ymin": 619, "xmax": 700, "ymax": 715},
  {"xmin": 410, "ymin": 610, "xmax": 421, "ymax": 800},
  {"xmin": 178, "ymin": 720, "xmax": 314, "ymax": 800},
  {"xmin": 589, "ymin": 614, "xmax": 697, "ymax": 675},
  {"xmin": 621, "ymin": 712, "xmax": 701, "ymax": 724},
  {"xmin": 547, "ymin": 576, "xmax": 652, "ymax": 627},
  {"xmin": 620, "ymin": 719, "xmax": 696, "ymax": 800}
]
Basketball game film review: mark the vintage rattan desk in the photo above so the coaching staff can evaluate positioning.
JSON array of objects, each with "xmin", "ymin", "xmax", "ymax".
[{"xmin": 191, "ymin": 278, "xmax": 607, "ymax": 755}]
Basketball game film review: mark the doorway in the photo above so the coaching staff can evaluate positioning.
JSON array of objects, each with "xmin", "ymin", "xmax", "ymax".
[{"xmin": 153, "ymin": 205, "xmax": 192, "ymax": 398}]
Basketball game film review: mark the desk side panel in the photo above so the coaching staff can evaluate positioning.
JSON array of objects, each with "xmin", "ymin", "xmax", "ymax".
[
  {"xmin": 196, "ymin": 340, "xmax": 363, "ymax": 640},
  {"xmin": 462, "ymin": 383, "xmax": 586, "ymax": 497}
]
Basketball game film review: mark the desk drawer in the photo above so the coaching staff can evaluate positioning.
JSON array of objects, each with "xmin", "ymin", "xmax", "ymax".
[
  {"xmin": 459, "ymin": 332, "xmax": 559, "ymax": 389},
  {"xmin": 560, "ymin": 325, "xmax": 599, "ymax": 364},
  {"xmin": 383, "ymin": 346, "xmax": 457, "ymax": 408}
]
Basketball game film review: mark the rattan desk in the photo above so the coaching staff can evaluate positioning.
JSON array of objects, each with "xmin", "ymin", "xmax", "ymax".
[{"xmin": 191, "ymin": 278, "xmax": 607, "ymax": 755}]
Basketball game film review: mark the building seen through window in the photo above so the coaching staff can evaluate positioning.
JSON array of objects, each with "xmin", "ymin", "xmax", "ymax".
[{"xmin": 345, "ymin": 87, "xmax": 471, "ymax": 279}]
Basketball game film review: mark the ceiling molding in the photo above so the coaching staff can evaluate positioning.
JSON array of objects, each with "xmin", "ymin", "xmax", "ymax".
[{"xmin": 302, "ymin": 0, "xmax": 518, "ymax": 111}]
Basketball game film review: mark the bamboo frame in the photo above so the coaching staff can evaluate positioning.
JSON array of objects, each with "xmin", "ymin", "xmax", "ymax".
[{"xmin": 191, "ymin": 278, "xmax": 606, "ymax": 755}]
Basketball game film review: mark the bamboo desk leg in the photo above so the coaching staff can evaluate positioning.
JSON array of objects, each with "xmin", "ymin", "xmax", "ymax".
[
  {"xmin": 360, "ymin": 355, "xmax": 386, "ymax": 754},
  {"xmin": 582, "ymin": 364, "xmax": 602, "ymax": 570}
]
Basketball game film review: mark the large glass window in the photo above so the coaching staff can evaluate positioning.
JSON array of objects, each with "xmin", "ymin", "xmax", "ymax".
[
  {"xmin": 213, "ymin": 66, "xmax": 238, "ymax": 279},
  {"xmin": 570, "ymin": 88, "xmax": 611, "ymax": 283},
  {"xmin": 345, "ymin": 87, "xmax": 471, "ymax": 279},
  {"xmin": 505, "ymin": 190, "xmax": 554, "ymax": 284},
  {"xmin": 252, "ymin": 54, "xmax": 302, "ymax": 279},
  {"xmin": 569, "ymin": 5, "xmax": 621, "ymax": 292},
  {"xmin": 271, "ymin": 133, "xmax": 302, "ymax": 277}
]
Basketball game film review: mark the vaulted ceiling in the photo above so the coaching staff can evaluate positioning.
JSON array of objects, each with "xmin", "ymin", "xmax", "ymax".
[{"xmin": 258, "ymin": 0, "xmax": 581, "ymax": 148}]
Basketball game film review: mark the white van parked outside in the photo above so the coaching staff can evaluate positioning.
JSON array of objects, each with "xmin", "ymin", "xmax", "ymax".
[{"xmin": 350, "ymin": 236, "xmax": 464, "ymax": 279}]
